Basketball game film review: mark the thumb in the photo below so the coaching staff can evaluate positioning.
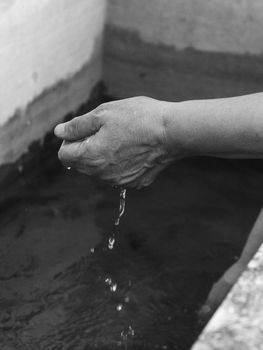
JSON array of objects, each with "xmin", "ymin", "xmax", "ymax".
[{"xmin": 54, "ymin": 112, "xmax": 103, "ymax": 142}]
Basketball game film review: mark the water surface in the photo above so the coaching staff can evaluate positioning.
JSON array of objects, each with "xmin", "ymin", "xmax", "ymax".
[{"xmin": 0, "ymin": 155, "xmax": 262, "ymax": 349}]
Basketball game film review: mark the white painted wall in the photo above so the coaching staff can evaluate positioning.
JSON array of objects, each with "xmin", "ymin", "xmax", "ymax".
[
  {"xmin": 107, "ymin": 0, "xmax": 263, "ymax": 55},
  {"xmin": 0, "ymin": 0, "xmax": 106, "ymax": 126}
]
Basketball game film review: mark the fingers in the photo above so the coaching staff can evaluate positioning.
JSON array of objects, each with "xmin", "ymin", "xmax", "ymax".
[
  {"xmin": 198, "ymin": 261, "xmax": 244, "ymax": 324},
  {"xmin": 198, "ymin": 279, "xmax": 232, "ymax": 324},
  {"xmin": 58, "ymin": 138, "xmax": 105, "ymax": 174},
  {"xmin": 58, "ymin": 140, "xmax": 85, "ymax": 167},
  {"xmin": 54, "ymin": 111, "xmax": 103, "ymax": 142}
]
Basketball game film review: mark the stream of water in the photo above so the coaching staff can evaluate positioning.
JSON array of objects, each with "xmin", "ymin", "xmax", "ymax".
[{"xmin": 92, "ymin": 187, "xmax": 135, "ymax": 349}]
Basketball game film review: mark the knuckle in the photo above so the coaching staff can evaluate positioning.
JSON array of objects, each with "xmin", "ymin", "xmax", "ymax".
[
  {"xmin": 91, "ymin": 114, "xmax": 101, "ymax": 128},
  {"xmin": 65, "ymin": 118, "xmax": 78, "ymax": 137},
  {"xmin": 91, "ymin": 110, "xmax": 105, "ymax": 129},
  {"xmin": 94, "ymin": 103, "xmax": 107, "ymax": 115},
  {"xmin": 135, "ymin": 96, "xmax": 152, "ymax": 104},
  {"xmin": 94, "ymin": 100, "xmax": 118, "ymax": 115}
]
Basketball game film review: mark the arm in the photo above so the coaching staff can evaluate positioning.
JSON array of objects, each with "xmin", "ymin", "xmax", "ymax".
[
  {"xmin": 165, "ymin": 93, "xmax": 263, "ymax": 159},
  {"xmin": 55, "ymin": 93, "xmax": 263, "ymax": 188},
  {"xmin": 199, "ymin": 207, "xmax": 263, "ymax": 321}
]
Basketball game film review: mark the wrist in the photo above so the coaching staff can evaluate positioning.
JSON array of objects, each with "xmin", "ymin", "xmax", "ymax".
[{"xmin": 162, "ymin": 100, "xmax": 202, "ymax": 159}]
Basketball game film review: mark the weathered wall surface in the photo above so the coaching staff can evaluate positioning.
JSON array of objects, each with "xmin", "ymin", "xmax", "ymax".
[
  {"xmin": 0, "ymin": 0, "xmax": 106, "ymax": 165},
  {"xmin": 104, "ymin": 0, "xmax": 263, "ymax": 100},
  {"xmin": 2, "ymin": 0, "xmax": 263, "ymax": 165},
  {"xmin": 107, "ymin": 0, "xmax": 263, "ymax": 55}
]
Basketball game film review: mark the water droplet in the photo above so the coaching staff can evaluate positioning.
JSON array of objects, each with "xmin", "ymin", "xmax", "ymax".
[
  {"xmin": 66, "ymin": 167, "xmax": 71, "ymax": 170},
  {"xmin": 116, "ymin": 304, "xmax": 123, "ymax": 311},
  {"xmin": 108, "ymin": 236, "xmax": 115, "ymax": 250},
  {"xmin": 110, "ymin": 283, "xmax": 117, "ymax": 292},
  {"xmin": 120, "ymin": 325, "xmax": 135, "ymax": 349},
  {"xmin": 105, "ymin": 277, "xmax": 112, "ymax": 285},
  {"xmin": 18, "ymin": 165, "xmax": 23, "ymax": 173}
]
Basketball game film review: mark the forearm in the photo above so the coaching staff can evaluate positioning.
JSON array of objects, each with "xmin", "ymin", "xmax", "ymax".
[
  {"xmin": 239, "ymin": 207, "xmax": 263, "ymax": 266},
  {"xmin": 164, "ymin": 92, "xmax": 263, "ymax": 159}
]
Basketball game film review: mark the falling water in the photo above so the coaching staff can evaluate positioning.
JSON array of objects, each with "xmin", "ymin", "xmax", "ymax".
[
  {"xmin": 112, "ymin": 189, "xmax": 135, "ymax": 349},
  {"xmin": 115, "ymin": 189, "xmax": 127, "ymax": 226},
  {"xmin": 90, "ymin": 187, "xmax": 135, "ymax": 348},
  {"xmin": 120, "ymin": 326, "xmax": 135, "ymax": 350},
  {"xmin": 107, "ymin": 188, "xmax": 127, "ymax": 250}
]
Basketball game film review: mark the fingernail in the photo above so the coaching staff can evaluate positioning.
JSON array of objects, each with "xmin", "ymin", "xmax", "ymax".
[{"xmin": 54, "ymin": 124, "xmax": 65, "ymax": 137}]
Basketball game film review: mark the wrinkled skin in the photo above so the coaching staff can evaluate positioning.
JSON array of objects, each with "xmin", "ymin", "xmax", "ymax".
[{"xmin": 55, "ymin": 97, "xmax": 177, "ymax": 188}]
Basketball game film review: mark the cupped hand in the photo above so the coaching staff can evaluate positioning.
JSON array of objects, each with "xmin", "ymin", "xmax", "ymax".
[{"xmin": 54, "ymin": 96, "xmax": 177, "ymax": 188}]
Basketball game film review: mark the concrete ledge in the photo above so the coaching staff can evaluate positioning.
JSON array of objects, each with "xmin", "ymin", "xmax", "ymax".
[{"xmin": 191, "ymin": 244, "xmax": 263, "ymax": 350}]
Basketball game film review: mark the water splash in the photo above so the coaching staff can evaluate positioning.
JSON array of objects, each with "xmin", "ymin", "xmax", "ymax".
[
  {"xmin": 105, "ymin": 277, "xmax": 118, "ymax": 293},
  {"xmin": 108, "ymin": 235, "xmax": 115, "ymax": 250},
  {"xmin": 105, "ymin": 277, "xmax": 112, "ymax": 285},
  {"xmin": 120, "ymin": 325, "xmax": 135, "ymax": 350},
  {"xmin": 116, "ymin": 304, "xmax": 123, "ymax": 311},
  {"xmin": 110, "ymin": 283, "xmax": 117, "ymax": 292}
]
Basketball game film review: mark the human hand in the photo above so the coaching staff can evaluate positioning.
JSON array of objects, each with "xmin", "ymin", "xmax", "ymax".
[
  {"xmin": 198, "ymin": 260, "xmax": 244, "ymax": 323},
  {"xmin": 54, "ymin": 96, "xmax": 181, "ymax": 188}
]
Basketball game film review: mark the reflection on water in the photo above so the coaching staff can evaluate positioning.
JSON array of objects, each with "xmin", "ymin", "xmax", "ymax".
[{"xmin": 0, "ymin": 156, "xmax": 262, "ymax": 349}]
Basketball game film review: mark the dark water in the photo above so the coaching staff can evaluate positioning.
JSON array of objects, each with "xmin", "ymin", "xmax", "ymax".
[{"xmin": 0, "ymin": 153, "xmax": 262, "ymax": 349}]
